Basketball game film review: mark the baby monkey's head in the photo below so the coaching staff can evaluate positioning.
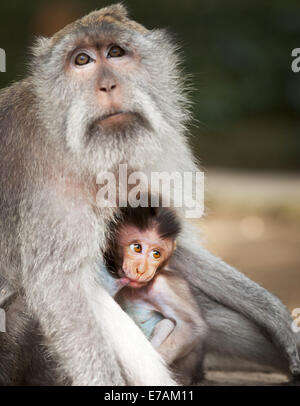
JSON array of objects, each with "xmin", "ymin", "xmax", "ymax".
[{"xmin": 105, "ymin": 207, "xmax": 181, "ymax": 288}]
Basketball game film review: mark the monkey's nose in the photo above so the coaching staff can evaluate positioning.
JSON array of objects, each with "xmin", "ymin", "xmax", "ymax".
[
  {"xmin": 136, "ymin": 267, "xmax": 145, "ymax": 275},
  {"xmin": 99, "ymin": 83, "xmax": 117, "ymax": 93}
]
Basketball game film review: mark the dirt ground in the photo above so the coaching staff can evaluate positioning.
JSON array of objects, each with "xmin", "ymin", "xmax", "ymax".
[
  {"xmin": 201, "ymin": 371, "xmax": 290, "ymax": 386},
  {"xmin": 193, "ymin": 169, "xmax": 300, "ymax": 385},
  {"xmin": 201, "ymin": 214, "xmax": 300, "ymax": 311}
]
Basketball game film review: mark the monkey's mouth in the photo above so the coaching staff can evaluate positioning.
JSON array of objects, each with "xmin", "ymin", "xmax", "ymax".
[
  {"xmin": 119, "ymin": 269, "xmax": 148, "ymax": 288},
  {"xmin": 100, "ymin": 111, "xmax": 127, "ymax": 120},
  {"xmin": 98, "ymin": 111, "xmax": 135, "ymax": 126},
  {"xmin": 90, "ymin": 110, "xmax": 151, "ymax": 134}
]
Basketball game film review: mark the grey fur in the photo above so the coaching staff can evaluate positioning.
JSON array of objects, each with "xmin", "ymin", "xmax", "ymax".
[{"xmin": 0, "ymin": 4, "xmax": 299, "ymax": 385}]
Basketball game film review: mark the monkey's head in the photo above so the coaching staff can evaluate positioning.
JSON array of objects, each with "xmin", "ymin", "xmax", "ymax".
[
  {"xmin": 105, "ymin": 206, "xmax": 181, "ymax": 288},
  {"xmin": 31, "ymin": 4, "xmax": 189, "ymax": 174}
]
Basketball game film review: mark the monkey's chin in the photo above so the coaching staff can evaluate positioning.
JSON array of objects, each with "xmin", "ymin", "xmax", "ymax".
[
  {"xmin": 120, "ymin": 274, "xmax": 147, "ymax": 288},
  {"xmin": 118, "ymin": 269, "xmax": 149, "ymax": 288},
  {"xmin": 128, "ymin": 280, "xmax": 147, "ymax": 288},
  {"xmin": 126, "ymin": 278, "xmax": 152, "ymax": 289}
]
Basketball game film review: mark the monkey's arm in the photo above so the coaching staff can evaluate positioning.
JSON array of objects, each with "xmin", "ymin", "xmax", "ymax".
[
  {"xmin": 173, "ymin": 224, "xmax": 300, "ymax": 376},
  {"xmin": 148, "ymin": 273, "xmax": 207, "ymax": 365}
]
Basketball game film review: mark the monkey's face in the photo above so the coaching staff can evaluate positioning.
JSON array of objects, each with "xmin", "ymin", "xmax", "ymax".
[
  {"xmin": 32, "ymin": 14, "xmax": 188, "ymax": 174},
  {"xmin": 117, "ymin": 225, "xmax": 174, "ymax": 288},
  {"xmin": 67, "ymin": 39, "xmax": 149, "ymax": 136}
]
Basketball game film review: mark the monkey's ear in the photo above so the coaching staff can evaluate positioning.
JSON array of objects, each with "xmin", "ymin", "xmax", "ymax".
[
  {"xmin": 31, "ymin": 36, "xmax": 52, "ymax": 58},
  {"xmin": 173, "ymin": 241, "xmax": 177, "ymax": 250},
  {"xmin": 102, "ymin": 3, "xmax": 129, "ymax": 18}
]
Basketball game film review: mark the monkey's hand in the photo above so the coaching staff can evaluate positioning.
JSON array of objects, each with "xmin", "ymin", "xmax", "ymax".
[{"xmin": 150, "ymin": 319, "xmax": 175, "ymax": 349}]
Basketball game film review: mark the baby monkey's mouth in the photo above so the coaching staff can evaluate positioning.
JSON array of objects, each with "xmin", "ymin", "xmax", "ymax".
[{"xmin": 118, "ymin": 269, "xmax": 149, "ymax": 288}]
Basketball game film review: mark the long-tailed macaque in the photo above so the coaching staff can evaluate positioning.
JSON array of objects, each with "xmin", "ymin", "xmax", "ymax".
[
  {"xmin": 102, "ymin": 206, "xmax": 208, "ymax": 384},
  {"xmin": 0, "ymin": 4, "xmax": 299, "ymax": 385}
]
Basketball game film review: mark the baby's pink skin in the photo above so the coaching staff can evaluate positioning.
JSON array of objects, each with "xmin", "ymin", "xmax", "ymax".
[
  {"xmin": 114, "ymin": 276, "xmax": 153, "ymax": 294},
  {"xmin": 113, "ymin": 276, "xmax": 131, "ymax": 295},
  {"xmin": 117, "ymin": 270, "xmax": 149, "ymax": 289},
  {"xmin": 117, "ymin": 277, "xmax": 131, "ymax": 288},
  {"xmin": 101, "ymin": 272, "xmax": 131, "ymax": 297},
  {"xmin": 126, "ymin": 279, "xmax": 148, "ymax": 289},
  {"xmin": 117, "ymin": 277, "xmax": 149, "ymax": 290}
]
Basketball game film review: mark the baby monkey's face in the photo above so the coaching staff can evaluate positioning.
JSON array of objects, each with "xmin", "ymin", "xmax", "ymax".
[{"xmin": 117, "ymin": 225, "xmax": 175, "ymax": 288}]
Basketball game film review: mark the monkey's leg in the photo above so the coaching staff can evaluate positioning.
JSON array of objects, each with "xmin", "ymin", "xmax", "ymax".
[
  {"xmin": 173, "ymin": 228, "xmax": 300, "ymax": 377},
  {"xmin": 203, "ymin": 300, "xmax": 291, "ymax": 374},
  {"xmin": 0, "ymin": 277, "xmax": 61, "ymax": 386},
  {"xmin": 0, "ymin": 288, "xmax": 34, "ymax": 385},
  {"xmin": 155, "ymin": 322, "xmax": 201, "ymax": 366},
  {"xmin": 292, "ymin": 375, "xmax": 300, "ymax": 385},
  {"xmin": 150, "ymin": 319, "xmax": 175, "ymax": 348},
  {"xmin": 24, "ymin": 336, "xmax": 69, "ymax": 386},
  {"xmin": 172, "ymin": 349, "xmax": 205, "ymax": 385}
]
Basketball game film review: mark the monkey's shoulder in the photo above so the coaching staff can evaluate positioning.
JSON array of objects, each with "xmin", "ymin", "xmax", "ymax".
[
  {"xmin": 155, "ymin": 269, "xmax": 189, "ymax": 286},
  {"xmin": 0, "ymin": 79, "xmax": 33, "ymax": 111},
  {"xmin": 149, "ymin": 270, "xmax": 190, "ymax": 296},
  {"xmin": 0, "ymin": 79, "xmax": 36, "ymax": 146}
]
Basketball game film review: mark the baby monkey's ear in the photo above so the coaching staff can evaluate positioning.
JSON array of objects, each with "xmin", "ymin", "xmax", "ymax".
[{"xmin": 173, "ymin": 240, "xmax": 177, "ymax": 250}]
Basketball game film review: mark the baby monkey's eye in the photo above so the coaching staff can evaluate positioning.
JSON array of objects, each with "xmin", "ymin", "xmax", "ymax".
[
  {"xmin": 151, "ymin": 250, "xmax": 161, "ymax": 259},
  {"xmin": 130, "ymin": 243, "xmax": 142, "ymax": 253},
  {"xmin": 107, "ymin": 45, "xmax": 125, "ymax": 58},
  {"xmin": 75, "ymin": 53, "xmax": 93, "ymax": 65}
]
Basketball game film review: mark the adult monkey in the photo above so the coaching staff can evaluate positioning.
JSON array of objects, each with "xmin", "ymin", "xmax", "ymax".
[{"xmin": 0, "ymin": 4, "xmax": 299, "ymax": 385}]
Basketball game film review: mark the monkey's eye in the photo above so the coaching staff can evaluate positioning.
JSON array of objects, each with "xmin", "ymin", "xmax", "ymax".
[
  {"xmin": 151, "ymin": 250, "xmax": 161, "ymax": 259},
  {"xmin": 75, "ymin": 53, "xmax": 93, "ymax": 65},
  {"xmin": 107, "ymin": 45, "xmax": 125, "ymax": 58},
  {"xmin": 130, "ymin": 243, "xmax": 142, "ymax": 253}
]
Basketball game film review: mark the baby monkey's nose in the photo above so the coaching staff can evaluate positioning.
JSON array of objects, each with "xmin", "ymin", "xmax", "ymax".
[{"xmin": 136, "ymin": 267, "xmax": 145, "ymax": 275}]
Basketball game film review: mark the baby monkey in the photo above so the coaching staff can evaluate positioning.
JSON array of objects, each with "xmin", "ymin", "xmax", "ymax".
[{"xmin": 103, "ymin": 207, "xmax": 208, "ymax": 384}]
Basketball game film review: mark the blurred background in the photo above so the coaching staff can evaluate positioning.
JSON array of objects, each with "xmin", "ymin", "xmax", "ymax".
[{"xmin": 0, "ymin": 0, "xmax": 299, "ymax": 313}]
